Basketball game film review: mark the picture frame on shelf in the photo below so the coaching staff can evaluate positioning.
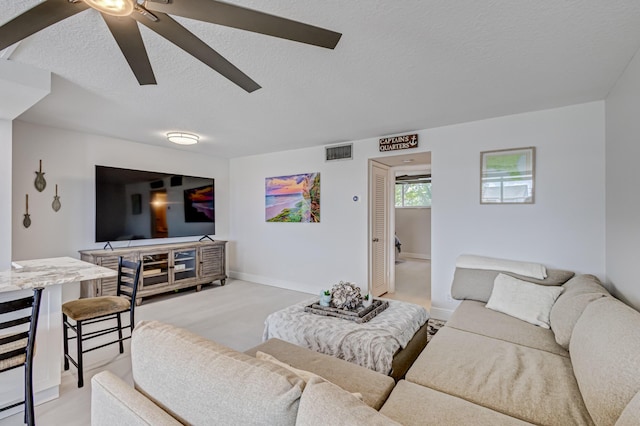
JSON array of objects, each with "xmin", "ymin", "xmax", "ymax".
[{"xmin": 480, "ymin": 147, "xmax": 535, "ymax": 204}]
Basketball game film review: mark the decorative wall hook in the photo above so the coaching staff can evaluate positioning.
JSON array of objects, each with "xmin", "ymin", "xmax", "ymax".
[
  {"xmin": 52, "ymin": 184, "xmax": 61, "ymax": 212},
  {"xmin": 23, "ymin": 194, "xmax": 31, "ymax": 228},
  {"xmin": 34, "ymin": 159, "xmax": 46, "ymax": 192}
]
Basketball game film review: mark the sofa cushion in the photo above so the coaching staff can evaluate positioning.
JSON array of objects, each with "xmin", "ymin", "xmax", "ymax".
[
  {"xmin": 255, "ymin": 351, "xmax": 364, "ymax": 400},
  {"xmin": 571, "ymin": 297, "xmax": 640, "ymax": 425},
  {"xmin": 132, "ymin": 321, "xmax": 304, "ymax": 426},
  {"xmin": 379, "ymin": 380, "xmax": 533, "ymax": 425},
  {"xmin": 246, "ymin": 338, "xmax": 394, "ymax": 410},
  {"xmin": 616, "ymin": 390, "xmax": 640, "ymax": 426},
  {"xmin": 452, "ymin": 267, "xmax": 574, "ymax": 303},
  {"xmin": 486, "ymin": 274, "xmax": 564, "ymax": 329},
  {"xmin": 406, "ymin": 326, "xmax": 594, "ymax": 425},
  {"xmin": 447, "ymin": 300, "xmax": 568, "ymax": 357},
  {"xmin": 549, "ymin": 274, "xmax": 609, "ymax": 349},
  {"xmin": 256, "ymin": 351, "xmax": 324, "ymax": 384},
  {"xmin": 296, "ymin": 378, "xmax": 401, "ymax": 426}
]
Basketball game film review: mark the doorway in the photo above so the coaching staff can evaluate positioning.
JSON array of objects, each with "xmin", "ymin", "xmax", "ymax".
[{"xmin": 368, "ymin": 152, "xmax": 431, "ymax": 309}]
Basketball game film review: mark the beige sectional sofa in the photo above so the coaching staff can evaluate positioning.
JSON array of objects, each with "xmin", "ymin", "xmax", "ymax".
[{"xmin": 92, "ymin": 270, "xmax": 640, "ymax": 425}]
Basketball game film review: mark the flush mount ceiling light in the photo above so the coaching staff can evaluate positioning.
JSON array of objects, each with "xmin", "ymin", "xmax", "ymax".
[
  {"xmin": 167, "ymin": 132, "xmax": 199, "ymax": 145},
  {"xmin": 82, "ymin": 0, "xmax": 135, "ymax": 17}
]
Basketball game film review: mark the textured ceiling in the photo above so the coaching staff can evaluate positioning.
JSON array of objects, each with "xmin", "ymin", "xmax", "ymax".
[{"xmin": 3, "ymin": 0, "xmax": 640, "ymax": 158}]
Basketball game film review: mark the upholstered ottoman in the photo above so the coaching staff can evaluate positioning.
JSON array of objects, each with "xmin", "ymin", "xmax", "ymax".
[{"xmin": 263, "ymin": 298, "xmax": 429, "ymax": 381}]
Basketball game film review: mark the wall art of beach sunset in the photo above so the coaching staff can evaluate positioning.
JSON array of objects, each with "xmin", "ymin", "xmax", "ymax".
[{"xmin": 265, "ymin": 173, "xmax": 320, "ymax": 222}]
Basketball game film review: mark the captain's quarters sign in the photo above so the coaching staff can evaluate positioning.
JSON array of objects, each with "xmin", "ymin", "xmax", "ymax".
[{"xmin": 379, "ymin": 134, "xmax": 419, "ymax": 152}]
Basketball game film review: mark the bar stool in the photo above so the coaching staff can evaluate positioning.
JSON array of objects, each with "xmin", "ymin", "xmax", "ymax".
[
  {"xmin": 0, "ymin": 287, "xmax": 43, "ymax": 426},
  {"xmin": 62, "ymin": 257, "xmax": 141, "ymax": 387}
]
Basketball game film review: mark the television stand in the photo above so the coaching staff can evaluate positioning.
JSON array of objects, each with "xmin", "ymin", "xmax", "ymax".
[
  {"xmin": 199, "ymin": 235, "xmax": 215, "ymax": 242},
  {"xmin": 103, "ymin": 241, "xmax": 114, "ymax": 251},
  {"xmin": 79, "ymin": 240, "xmax": 227, "ymax": 304}
]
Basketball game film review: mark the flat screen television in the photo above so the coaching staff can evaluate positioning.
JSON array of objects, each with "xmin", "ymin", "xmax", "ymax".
[{"xmin": 95, "ymin": 165, "xmax": 215, "ymax": 242}]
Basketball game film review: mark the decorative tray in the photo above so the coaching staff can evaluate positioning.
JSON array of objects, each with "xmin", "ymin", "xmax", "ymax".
[{"xmin": 304, "ymin": 299, "xmax": 389, "ymax": 324}]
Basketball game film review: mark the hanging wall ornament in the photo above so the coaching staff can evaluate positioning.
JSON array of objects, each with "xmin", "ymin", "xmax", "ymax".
[
  {"xmin": 34, "ymin": 159, "xmax": 46, "ymax": 192},
  {"xmin": 23, "ymin": 194, "xmax": 31, "ymax": 228},
  {"xmin": 52, "ymin": 184, "xmax": 61, "ymax": 212}
]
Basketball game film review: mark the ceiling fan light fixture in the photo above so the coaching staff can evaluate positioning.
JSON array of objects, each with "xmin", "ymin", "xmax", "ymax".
[
  {"xmin": 83, "ymin": 0, "xmax": 135, "ymax": 16},
  {"xmin": 167, "ymin": 132, "xmax": 199, "ymax": 145}
]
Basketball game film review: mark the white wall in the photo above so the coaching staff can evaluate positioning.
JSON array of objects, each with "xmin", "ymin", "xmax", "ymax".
[
  {"xmin": 10, "ymin": 102, "xmax": 608, "ymax": 318},
  {"xmin": 605, "ymin": 48, "xmax": 640, "ymax": 311},
  {"xmin": 230, "ymin": 102, "xmax": 606, "ymax": 318},
  {"xmin": 0, "ymin": 119, "xmax": 11, "ymax": 269},
  {"xmin": 395, "ymin": 208, "xmax": 431, "ymax": 259},
  {"xmin": 12, "ymin": 121, "xmax": 230, "ymax": 302},
  {"xmin": 430, "ymin": 102, "xmax": 605, "ymax": 318},
  {"xmin": 229, "ymin": 147, "xmax": 368, "ymax": 295},
  {"xmin": 0, "ymin": 61, "xmax": 50, "ymax": 270}
]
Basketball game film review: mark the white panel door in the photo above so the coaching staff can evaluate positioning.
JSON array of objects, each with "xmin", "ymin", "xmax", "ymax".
[{"xmin": 370, "ymin": 161, "xmax": 389, "ymax": 296}]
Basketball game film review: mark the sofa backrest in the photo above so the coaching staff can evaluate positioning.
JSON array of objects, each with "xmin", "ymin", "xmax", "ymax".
[
  {"xmin": 451, "ymin": 267, "xmax": 574, "ymax": 303},
  {"xmin": 549, "ymin": 274, "xmax": 610, "ymax": 349},
  {"xmin": 570, "ymin": 297, "xmax": 640, "ymax": 425},
  {"xmin": 131, "ymin": 320, "xmax": 305, "ymax": 426}
]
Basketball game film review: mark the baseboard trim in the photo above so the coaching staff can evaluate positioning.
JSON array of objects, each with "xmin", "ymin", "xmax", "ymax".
[
  {"xmin": 0, "ymin": 385, "xmax": 58, "ymax": 420},
  {"xmin": 399, "ymin": 252, "xmax": 431, "ymax": 260},
  {"xmin": 229, "ymin": 271, "xmax": 317, "ymax": 296},
  {"xmin": 429, "ymin": 307, "xmax": 455, "ymax": 321}
]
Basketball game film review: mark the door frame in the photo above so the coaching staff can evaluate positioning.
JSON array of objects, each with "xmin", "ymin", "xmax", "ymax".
[{"xmin": 369, "ymin": 160, "xmax": 432, "ymax": 296}]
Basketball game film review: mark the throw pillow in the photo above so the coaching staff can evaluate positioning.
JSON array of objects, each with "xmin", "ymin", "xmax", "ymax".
[
  {"xmin": 486, "ymin": 274, "xmax": 564, "ymax": 329},
  {"xmin": 296, "ymin": 378, "xmax": 401, "ymax": 426},
  {"xmin": 256, "ymin": 351, "xmax": 363, "ymax": 400}
]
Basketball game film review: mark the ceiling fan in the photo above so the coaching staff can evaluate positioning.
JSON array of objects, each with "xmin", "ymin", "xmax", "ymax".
[{"xmin": 0, "ymin": 0, "xmax": 342, "ymax": 92}]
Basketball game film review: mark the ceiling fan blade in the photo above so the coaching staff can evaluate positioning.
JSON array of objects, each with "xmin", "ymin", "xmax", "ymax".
[
  {"xmin": 101, "ymin": 14, "xmax": 157, "ymax": 85},
  {"xmin": 143, "ymin": 0, "xmax": 342, "ymax": 49},
  {"xmin": 132, "ymin": 12, "xmax": 260, "ymax": 92},
  {"xmin": 0, "ymin": 0, "xmax": 90, "ymax": 51}
]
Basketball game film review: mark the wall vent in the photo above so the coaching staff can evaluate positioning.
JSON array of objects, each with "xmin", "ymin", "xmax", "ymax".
[{"xmin": 325, "ymin": 143, "xmax": 353, "ymax": 162}]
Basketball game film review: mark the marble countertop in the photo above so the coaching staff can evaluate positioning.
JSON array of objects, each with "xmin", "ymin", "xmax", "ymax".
[{"xmin": 0, "ymin": 257, "xmax": 117, "ymax": 293}]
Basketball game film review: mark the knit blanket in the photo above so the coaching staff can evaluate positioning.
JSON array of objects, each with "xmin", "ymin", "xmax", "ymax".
[
  {"xmin": 456, "ymin": 254, "xmax": 547, "ymax": 279},
  {"xmin": 263, "ymin": 298, "xmax": 429, "ymax": 375}
]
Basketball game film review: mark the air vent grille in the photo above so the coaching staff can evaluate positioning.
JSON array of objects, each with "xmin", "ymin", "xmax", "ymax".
[{"xmin": 325, "ymin": 143, "xmax": 353, "ymax": 161}]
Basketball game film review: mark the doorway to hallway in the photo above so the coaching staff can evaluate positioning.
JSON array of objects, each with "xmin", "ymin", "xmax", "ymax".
[{"xmin": 368, "ymin": 151, "xmax": 431, "ymax": 310}]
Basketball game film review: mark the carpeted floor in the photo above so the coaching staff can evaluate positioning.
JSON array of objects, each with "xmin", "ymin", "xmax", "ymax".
[{"xmin": 384, "ymin": 258, "xmax": 431, "ymax": 309}]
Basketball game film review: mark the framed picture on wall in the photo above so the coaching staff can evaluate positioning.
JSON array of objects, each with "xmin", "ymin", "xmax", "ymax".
[
  {"xmin": 480, "ymin": 147, "xmax": 535, "ymax": 204},
  {"xmin": 265, "ymin": 173, "xmax": 320, "ymax": 222}
]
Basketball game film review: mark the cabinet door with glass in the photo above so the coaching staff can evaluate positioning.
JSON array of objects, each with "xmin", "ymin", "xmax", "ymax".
[
  {"xmin": 141, "ymin": 251, "xmax": 170, "ymax": 288},
  {"xmin": 172, "ymin": 248, "xmax": 197, "ymax": 283}
]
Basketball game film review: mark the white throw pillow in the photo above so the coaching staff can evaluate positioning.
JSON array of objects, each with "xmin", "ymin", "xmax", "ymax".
[{"xmin": 486, "ymin": 273, "xmax": 564, "ymax": 328}]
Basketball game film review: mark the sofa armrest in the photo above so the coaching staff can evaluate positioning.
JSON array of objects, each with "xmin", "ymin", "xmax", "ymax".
[{"xmin": 91, "ymin": 371, "xmax": 181, "ymax": 426}]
